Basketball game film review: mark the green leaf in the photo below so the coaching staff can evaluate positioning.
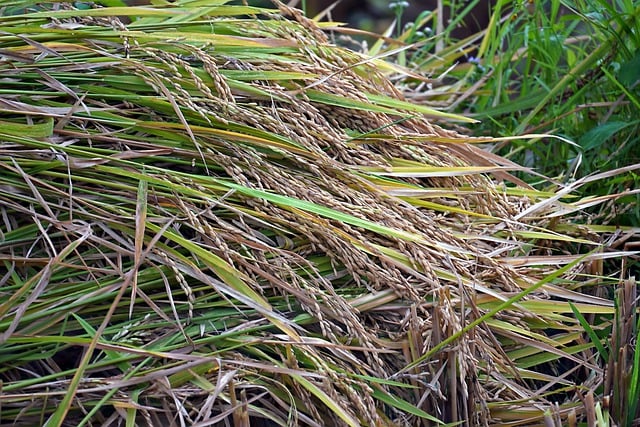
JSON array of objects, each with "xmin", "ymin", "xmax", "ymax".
[
  {"xmin": 569, "ymin": 302, "xmax": 608, "ymax": 363},
  {"xmin": 618, "ymin": 49, "xmax": 640, "ymax": 86},
  {"xmin": 292, "ymin": 374, "xmax": 360, "ymax": 427},
  {"xmin": 366, "ymin": 93, "xmax": 478, "ymax": 123},
  {"xmin": 579, "ymin": 121, "xmax": 631, "ymax": 152},
  {"xmin": 222, "ymin": 181, "xmax": 424, "ymax": 243},
  {"xmin": 0, "ymin": 118, "xmax": 53, "ymax": 138},
  {"xmin": 628, "ymin": 310, "xmax": 640, "ymax": 424},
  {"xmin": 371, "ymin": 388, "xmax": 443, "ymax": 423}
]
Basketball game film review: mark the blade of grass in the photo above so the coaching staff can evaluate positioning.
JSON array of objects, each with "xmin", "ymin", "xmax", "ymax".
[{"xmin": 569, "ymin": 302, "xmax": 609, "ymax": 363}]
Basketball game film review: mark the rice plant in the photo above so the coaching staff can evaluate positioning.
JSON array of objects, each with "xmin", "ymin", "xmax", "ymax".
[{"xmin": 0, "ymin": 1, "xmax": 637, "ymax": 426}]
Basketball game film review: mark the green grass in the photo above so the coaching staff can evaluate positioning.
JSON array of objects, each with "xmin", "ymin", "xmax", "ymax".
[{"xmin": 379, "ymin": 0, "xmax": 640, "ymax": 227}]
